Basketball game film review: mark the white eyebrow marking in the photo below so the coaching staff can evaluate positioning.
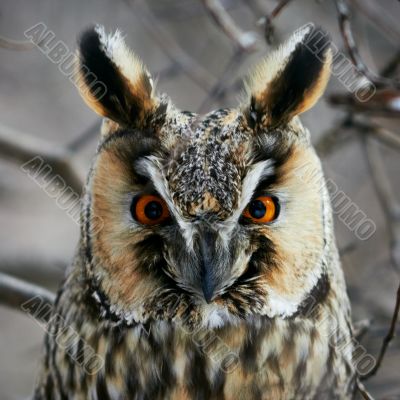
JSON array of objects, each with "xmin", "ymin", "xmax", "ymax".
[
  {"xmin": 136, "ymin": 156, "xmax": 196, "ymax": 250},
  {"xmin": 238, "ymin": 160, "xmax": 275, "ymax": 215},
  {"xmin": 218, "ymin": 160, "xmax": 275, "ymax": 246}
]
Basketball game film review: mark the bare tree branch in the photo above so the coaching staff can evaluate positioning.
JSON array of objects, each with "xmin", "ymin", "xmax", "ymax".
[
  {"xmin": 0, "ymin": 272, "xmax": 55, "ymax": 321},
  {"xmin": 359, "ymin": 136, "xmax": 400, "ymax": 380},
  {"xmin": 356, "ymin": 379, "xmax": 375, "ymax": 400},
  {"xmin": 364, "ymin": 136, "xmax": 400, "ymax": 272},
  {"xmin": 361, "ymin": 279, "xmax": 400, "ymax": 381},
  {"xmin": 329, "ymin": 90, "xmax": 400, "ymax": 118},
  {"xmin": 314, "ymin": 114, "xmax": 355, "ymax": 157},
  {"xmin": 0, "ymin": 123, "xmax": 83, "ymax": 195},
  {"xmin": 334, "ymin": 0, "xmax": 400, "ymax": 90},
  {"xmin": 380, "ymin": 50, "xmax": 400, "ymax": 79},
  {"xmin": 198, "ymin": 49, "xmax": 245, "ymax": 113},
  {"xmin": 201, "ymin": 0, "xmax": 258, "ymax": 52},
  {"xmin": 259, "ymin": 0, "xmax": 293, "ymax": 44},
  {"xmin": 0, "ymin": 35, "xmax": 38, "ymax": 51},
  {"xmin": 124, "ymin": 0, "xmax": 215, "ymax": 92},
  {"xmin": 351, "ymin": 0, "xmax": 400, "ymax": 45},
  {"xmin": 67, "ymin": 119, "xmax": 102, "ymax": 152},
  {"xmin": 352, "ymin": 118, "xmax": 400, "ymax": 151}
]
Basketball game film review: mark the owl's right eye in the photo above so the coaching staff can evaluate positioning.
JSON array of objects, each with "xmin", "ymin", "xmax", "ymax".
[{"xmin": 131, "ymin": 194, "xmax": 170, "ymax": 225}]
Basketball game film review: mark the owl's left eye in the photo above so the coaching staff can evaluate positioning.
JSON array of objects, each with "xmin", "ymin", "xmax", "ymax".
[
  {"xmin": 131, "ymin": 194, "xmax": 170, "ymax": 225},
  {"xmin": 242, "ymin": 196, "xmax": 279, "ymax": 223}
]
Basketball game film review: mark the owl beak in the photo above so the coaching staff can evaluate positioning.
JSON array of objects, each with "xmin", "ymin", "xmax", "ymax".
[
  {"xmin": 201, "ymin": 263, "xmax": 216, "ymax": 304},
  {"xmin": 198, "ymin": 228, "xmax": 218, "ymax": 303}
]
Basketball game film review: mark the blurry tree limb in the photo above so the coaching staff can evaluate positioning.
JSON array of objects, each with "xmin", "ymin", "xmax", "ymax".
[
  {"xmin": 356, "ymin": 379, "xmax": 375, "ymax": 400},
  {"xmin": 329, "ymin": 90, "xmax": 400, "ymax": 118},
  {"xmin": 351, "ymin": 0, "xmax": 400, "ymax": 45},
  {"xmin": 0, "ymin": 256, "xmax": 66, "ymax": 287},
  {"xmin": 359, "ymin": 136, "xmax": 400, "ymax": 380},
  {"xmin": 315, "ymin": 115, "xmax": 400, "ymax": 157},
  {"xmin": 67, "ymin": 119, "xmax": 102, "ymax": 152},
  {"xmin": 314, "ymin": 115, "xmax": 355, "ymax": 157},
  {"xmin": 335, "ymin": 0, "xmax": 400, "ymax": 90},
  {"xmin": 351, "ymin": 118, "xmax": 400, "ymax": 151},
  {"xmin": 0, "ymin": 123, "xmax": 83, "ymax": 195},
  {"xmin": 198, "ymin": 49, "xmax": 245, "ymax": 113},
  {"xmin": 0, "ymin": 271, "xmax": 55, "ymax": 321},
  {"xmin": 380, "ymin": 50, "xmax": 400, "ymax": 79},
  {"xmin": 201, "ymin": 0, "xmax": 258, "ymax": 52},
  {"xmin": 242, "ymin": 0, "xmax": 268, "ymax": 18},
  {"xmin": 125, "ymin": 0, "xmax": 215, "ymax": 92},
  {"xmin": 339, "ymin": 241, "xmax": 357, "ymax": 257},
  {"xmin": 317, "ymin": 27, "xmax": 400, "ymax": 157},
  {"xmin": 155, "ymin": 61, "xmax": 183, "ymax": 82},
  {"xmin": 353, "ymin": 319, "xmax": 372, "ymax": 341},
  {"xmin": 364, "ymin": 137, "xmax": 400, "ymax": 272},
  {"xmin": 361, "ymin": 278, "xmax": 400, "ymax": 381},
  {"xmin": 258, "ymin": 0, "xmax": 293, "ymax": 44},
  {"xmin": 0, "ymin": 36, "xmax": 38, "ymax": 51}
]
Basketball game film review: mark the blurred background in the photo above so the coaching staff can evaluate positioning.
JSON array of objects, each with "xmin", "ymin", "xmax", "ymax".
[{"xmin": 0, "ymin": 0, "xmax": 399, "ymax": 398}]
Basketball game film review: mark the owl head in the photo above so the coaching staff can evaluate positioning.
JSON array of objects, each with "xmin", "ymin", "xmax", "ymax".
[{"xmin": 77, "ymin": 24, "xmax": 333, "ymax": 328}]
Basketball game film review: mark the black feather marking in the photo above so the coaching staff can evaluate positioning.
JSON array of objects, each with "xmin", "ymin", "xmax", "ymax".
[
  {"xmin": 295, "ymin": 272, "xmax": 331, "ymax": 318},
  {"xmin": 96, "ymin": 372, "xmax": 111, "ymax": 400},
  {"xmin": 78, "ymin": 27, "xmax": 146, "ymax": 125},
  {"xmin": 272, "ymin": 27, "xmax": 330, "ymax": 122},
  {"xmin": 257, "ymin": 26, "xmax": 331, "ymax": 127}
]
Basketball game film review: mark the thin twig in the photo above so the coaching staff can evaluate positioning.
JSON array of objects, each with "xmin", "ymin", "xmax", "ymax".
[
  {"xmin": 329, "ymin": 90, "xmax": 400, "ymax": 118},
  {"xmin": 356, "ymin": 379, "xmax": 375, "ymax": 400},
  {"xmin": 124, "ymin": 0, "xmax": 215, "ymax": 92},
  {"xmin": 380, "ymin": 50, "xmax": 400, "ymax": 79},
  {"xmin": 351, "ymin": 0, "xmax": 400, "ymax": 45},
  {"xmin": 359, "ymin": 136, "xmax": 400, "ymax": 380},
  {"xmin": 198, "ymin": 49, "xmax": 246, "ymax": 113},
  {"xmin": 351, "ymin": 118, "xmax": 400, "ymax": 151},
  {"xmin": 67, "ymin": 119, "xmax": 102, "ymax": 152},
  {"xmin": 201, "ymin": 0, "xmax": 258, "ymax": 52},
  {"xmin": 335, "ymin": 0, "xmax": 400, "ymax": 90},
  {"xmin": 0, "ymin": 272, "xmax": 55, "ymax": 321},
  {"xmin": 364, "ymin": 137, "xmax": 400, "ymax": 272},
  {"xmin": 314, "ymin": 114, "xmax": 355, "ymax": 157},
  {"xmin": 0, "ymin": 35, "xmax": 38, "ymax": 51},
  {"xmin": 361, "ymin": 279, "xmax": 400, "ymax": 381},
  {"xmin": 259, "ymin": 0, "xmax": 293, "ymax": 44},
  {"xmin": 0, "ymin": 123, "xmax": 83, "ymax": 195}
]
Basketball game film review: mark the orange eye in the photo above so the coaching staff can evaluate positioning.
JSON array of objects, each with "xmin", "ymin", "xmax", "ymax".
[
  {"xmin": 242, "ymin": 196, "xmax": 278, "ymax": 223},
  {"xmin": 131, "ymin": 194, "xmax": 170, "ymax": 225}
]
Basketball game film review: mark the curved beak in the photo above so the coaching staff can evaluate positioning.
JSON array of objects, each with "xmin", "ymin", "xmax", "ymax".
[{"xmin": 198, "ymin": 228, "xmax": 219, "ymax": 303}]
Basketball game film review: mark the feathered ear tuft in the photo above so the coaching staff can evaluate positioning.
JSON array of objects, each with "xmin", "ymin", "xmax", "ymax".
[
  {"xmin": 245, "ymin": 24, "xmax": 332, "ymax": 128},
  {"xmin": 76, "ymin": 25, "xmax": 157, "ymax": 128}
]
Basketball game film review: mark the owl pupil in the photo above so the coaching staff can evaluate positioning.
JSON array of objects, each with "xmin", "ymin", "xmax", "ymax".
[
  {"xmin": 249, "ymin": 200, "xmax": 267, "ymax": 219},
  {"xmin": 144, "ymin": 201, "xmax": 163, "ymax": 220}
]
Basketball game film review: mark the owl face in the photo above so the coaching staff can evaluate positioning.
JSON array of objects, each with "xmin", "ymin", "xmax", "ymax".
[{"xmin": 78, "ymin": 25, "xmax": 333, "ymax": 327}]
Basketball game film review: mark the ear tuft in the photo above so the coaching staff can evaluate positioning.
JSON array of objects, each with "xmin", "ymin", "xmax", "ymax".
[
  {"xmin": 76, "ymin": 25, "xmax": 156, "ymax": 127},
  {"xmin": 246, "ymin": 24, "xmax": 332, "ymax": 128}
]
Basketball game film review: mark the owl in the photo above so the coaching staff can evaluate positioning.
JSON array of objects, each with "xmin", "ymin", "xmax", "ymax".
[{"xmin": 33, "ymin": 24, "xmax": 356, "ymax": 400}]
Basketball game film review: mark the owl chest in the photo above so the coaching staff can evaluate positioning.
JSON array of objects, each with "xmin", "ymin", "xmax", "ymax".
[{"xmin": 48, "ymin": 317, "xmax": 350, "ymax": 400}]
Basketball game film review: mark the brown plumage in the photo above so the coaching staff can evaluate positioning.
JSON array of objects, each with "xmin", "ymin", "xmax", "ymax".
[{"xmin": 34, "ymin": 24, "xmax": 357, "ymax": 399}]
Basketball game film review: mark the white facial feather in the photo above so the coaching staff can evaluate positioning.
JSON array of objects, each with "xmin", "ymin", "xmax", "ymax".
[
  {"xmin": 137, "ymin": 157, "xmax": 196, "ymax": 250},
  {"xmin": 219, "ymin": 160, "xmax": 275, "ymax": 246}
]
